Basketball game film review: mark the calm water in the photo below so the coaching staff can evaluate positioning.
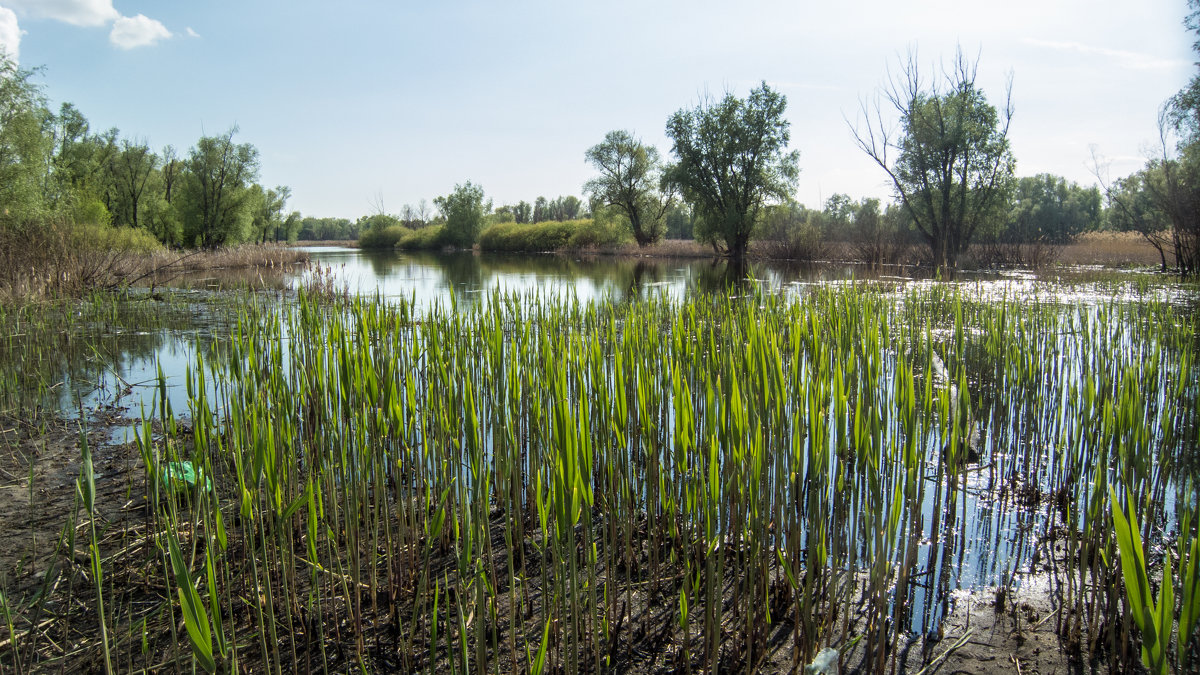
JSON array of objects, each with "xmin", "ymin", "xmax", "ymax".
[{"xmin": 61, "ymin": 248, "xmax": 1192, "ymax": 439}]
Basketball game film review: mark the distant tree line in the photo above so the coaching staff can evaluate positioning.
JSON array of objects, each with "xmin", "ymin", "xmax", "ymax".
[{"xmin": 0, "ymin": 54, "xmax": 298, "ymax": 250}]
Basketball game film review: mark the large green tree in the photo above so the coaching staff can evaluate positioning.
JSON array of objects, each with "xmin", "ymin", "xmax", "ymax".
[
  {"xmin": 1005, "ymin": 174, "xmax": 1101, "ymax": 245},
  {"xmin": 665, "ymin": 82, "xmax": 800, "ymax": 258},
  {"xmin": 852, "ymin": 50, "xmax": 1015, "ymax": 272},
  {"xmin": 179, "ymin": 128, "xmax": 260, "ymax": 248},
  {"xmin": 106, "ymin": 139, "xmax": 157, "ymax": 230},
  {"xmin": 583, "ymin": 130, "xmax": 672, "ymax": 246},
  {"xmin": 434, "ymin": 181, "xmax": 489, "ymax": 248},
  {"xmin": 0, "ymin": 54, "xmax": 50, "ymax": 220}
]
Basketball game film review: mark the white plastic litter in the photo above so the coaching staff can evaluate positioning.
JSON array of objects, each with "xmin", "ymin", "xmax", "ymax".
[{"xmin": 804, "ymin": 647, "xmax": 840, "ymax": 675}]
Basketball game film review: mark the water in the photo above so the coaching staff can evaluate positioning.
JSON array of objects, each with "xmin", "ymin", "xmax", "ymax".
[{"xmin": 7, "ymin": 248, "xmax": 1195, "ymax": 635}]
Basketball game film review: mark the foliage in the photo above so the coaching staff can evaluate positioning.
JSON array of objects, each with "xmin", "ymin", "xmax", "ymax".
[
  {"xmin": 847, "ymin": 198, "xmax": 916, "ymax": 265},
  {"xmin": 852, "ymin": 49, "xmax": 1015, "ymax": 272},
  {"xmin": 397, "ymin": 224, "xmax": 448, "ymax": 250},
  {"xmin": 1106, "ymin": 168, "xmax": 1174, "ymax": 270},
  {"xmin": 1004, "ymin": 174, "xmax": 1101, "ymax": 245},
  {"xmin": 247, "ymin": 185, "xmax": 292, "ymax": 243},
  {"xmin": 664, "ymin": 204, "xmax": 694, "ymax": 240},
  {"xmin": 758, "ymin": 201, "xmax": 826, "ymax": 261},
  {"xmin": 479, "ymin": 218, "xmax": 629, "ymax": 252},
  {"xmin": 1108, "ymin": 488, "xmax": 1172, "ymax": 675},
  {"xmin": 179, "ymin": 128, "xmax": 261, "ymax": 249},
  {"xmin": 434, "ymin": 181, "xmax": 489, "ymax": 248},
  {"xmin": 480, "ymin": 220, "xmax": 573, "ymax": 252},
  {"xmin": 584, "ymin": 130, "xmax": 672, "ymax": 246},
  {"xmin": 298, "ymin": 216, "xmax": 357, "ymax": 241},
  {"xmin": 106, "ymin": 139, "xmax": 157, "ymax": 231},
  {"xmin": 358, "ymin": 213, "xmax": 409, "ymax": 249},
  {"xmin": 0, "ymin": 55, "xmax": 51, "ymax": 220},
  {"xmin": 665, "ymin": 82, "xmax": 800, "ymax": 258}
]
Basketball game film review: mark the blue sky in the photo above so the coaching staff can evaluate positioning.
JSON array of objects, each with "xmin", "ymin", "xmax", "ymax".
[{"xmin": 0, "ymin": 0, "xmax": 1194, "ymax": 219}]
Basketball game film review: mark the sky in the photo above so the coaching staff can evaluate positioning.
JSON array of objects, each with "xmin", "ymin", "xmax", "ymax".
[{"xmin": 0, "ymin": 0, "xmax": 1194, "ymax": 219}]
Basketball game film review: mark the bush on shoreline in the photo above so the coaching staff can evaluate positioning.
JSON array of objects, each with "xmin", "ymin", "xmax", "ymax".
[{"xmin": 479, "ymin": 218, "xmax": 628, "ymax": 253}]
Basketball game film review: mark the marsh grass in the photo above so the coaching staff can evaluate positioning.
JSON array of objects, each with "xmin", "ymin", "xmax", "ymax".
[{"xmin": 0, "ymin": 281, "xmax": 1196, "ymax": 673}]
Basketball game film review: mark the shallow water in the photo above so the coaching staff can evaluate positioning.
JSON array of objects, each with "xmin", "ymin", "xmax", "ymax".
[{"xmin": 7, "ymin": 249, "xmax": 1196, "ymax": 635}]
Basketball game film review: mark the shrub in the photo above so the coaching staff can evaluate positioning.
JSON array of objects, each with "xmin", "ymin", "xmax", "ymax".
[
  {"xmin": 478, "ymin": 219, "xmax": 626, "ymax": 253},
  {"xmin": 398, "ymin": 225, "xmax": 448, "ymax": 250},
  {"xmin": 479, "ymin": 221, "xmax": 571, "ymax": 252},
  {"xmin": 72, "ymin": 223, "xmax": 164, "ymax": 254},
  {"xmin": 359, "ymin": 224, "xmax": 409, "ymax": 249},
  {"xmin": 566, "ymin": 218, "xmax": 629, "ymax": 248}
]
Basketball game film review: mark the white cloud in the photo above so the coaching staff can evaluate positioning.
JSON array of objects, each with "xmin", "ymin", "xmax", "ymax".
[
  {"xmin": 1024, "ymin": 38, "xmax": 1189, "ymax": 71},
  {"xmin": 3, "ymin": 0, "xmax": 117, "ymax": 27},
  {"xmin": 0, "ymin": 5, "xmax": 20, "ymax": 61},
  {"xmin": 185, "ymin": 26, "xmax": 199, "ymax": 38},
  {"xmin": 109, "ymin": 13, "xmax": 170, "ymax": 50}
]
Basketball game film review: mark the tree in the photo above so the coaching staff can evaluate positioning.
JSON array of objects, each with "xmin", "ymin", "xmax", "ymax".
[
  {"xmin": 1106, "ymin": 168, "xmax": 1174, "ymax": 270},
  {"xmin": 106, "ymin": 139, "xmax": 157, "ymax": 230},
  {"xmin": 434, "ymin": 181, "xmax": 489, "ymax": 248},
  {"xmin": 852, "ymin": 49, "xmax": 1015, "ymax": 272},
  {"xmin": 665, "ymin": 82, "xmax": 800, "ymax": 258},
  {"xmin": 248, "ymin": 184, "xmax": 290, "ymax": 242},
  {"xmin": 0, "ymin": 54, "xmax": 51, "ymax": 220},
  {"xmin": 513, "ymin": 200, "xmax": 531, "ymax": 224},
  {"xmin": 1006, "ymin": 174, "xmax": 1101, "ymax": 245},
  {"xmin": 583, "ymin": 130, "xmax": 673, "ymax": 246},
  {"xmin": 179, "ymin": 127, "xmax": 260, "ymax": 248},
  {"xmin": 1149, "ymin": 1, "xmax": 1200, "ymax": 275}
]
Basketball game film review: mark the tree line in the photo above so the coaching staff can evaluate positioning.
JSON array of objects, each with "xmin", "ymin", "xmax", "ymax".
[
  {"xmin": 6, "ymin": 4, "xmax": 1197, "ymax": 277},
  {"xmin": 0, "ymin": 55, "xmax": 294, "ymax": 249}
]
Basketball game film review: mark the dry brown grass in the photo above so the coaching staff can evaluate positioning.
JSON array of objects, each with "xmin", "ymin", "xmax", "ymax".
[
  {"xmin": 0, "ymin": 224, "xmax": 311, "ymax": 302},
  {"xmin": 1056, "ymin": 231, "xmax": 1168, "ymax": 268}
]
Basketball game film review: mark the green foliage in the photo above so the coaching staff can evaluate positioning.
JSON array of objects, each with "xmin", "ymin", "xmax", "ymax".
[
  {"xmin": 298, "ymin": 216, "xmax": 357, "ymax": 241},
  {"xmin": 584, "ymin": 130, "xmax": 671, "ymax": 246},
  {"xmin": 434, "ymin": 181, "xmax": 489, "ymax": 248},
  {"xmin": 1004, "ymin": 174, "xmax": 1101, "ymax": 245},
  {"xmin": 397, "ymin": 224, "xmax": 448, "ymax": 250},
  {"xmin": 758, "ymin": 201, "xmax": 826, "ymax": 261},
  {"xmin": 664, "ymin": 204, "xmax": 694, "ymax": 239},
  {"xmin": 1108, "ymin": 488, "xmax": 1172, "ymax": 675},
  {"xmin": 106, "ymin": 139, "xmax": 157, "ymax": 230},
  {"xmin": 247, "ymin": 185, "xmax": 291, "ymax": 243},
  {"xmin": 358, "ymin": 213, "xmax": 409, "ymax": 249},
  {"xmin": 854, "ymin": 50, "xmax": 1015, "ymax": 271},
  {"xmin": 71, "ymin": 223, "xmax": 163, "ymax": 254},
  {"xmin": 0, "ymin": 55, "xmax": 51, "ymax": 220},
  {"xmin": 178, "ymin": 128, "xmax": 260, "ymax": 249},
  {"xmin": 479, "ymin": 218, "xmax": 628, "ymax": 252},
  {"xmin": 665, "ymin": 82, "xmax": 800, "ymax": 258},
  {"xmin": 73, "ymin": 196, "xmax": 112, "ymax": 227}
]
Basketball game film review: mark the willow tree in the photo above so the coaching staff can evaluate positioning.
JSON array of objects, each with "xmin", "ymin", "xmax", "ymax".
[
  {"xmin": 583, "ymin": 130, "xmax": 672, "ymax": 246},
  {"xmin": 852, "ymin": 50, "xmax": 1015, "ymax": 272},
  {"xmin": 665, "ymin": 82, "xmax": 800, "ymax": 259}
]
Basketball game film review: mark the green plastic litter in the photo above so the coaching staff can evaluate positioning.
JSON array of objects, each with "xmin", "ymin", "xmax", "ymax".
[{"xmin": 160, "ymin": 461, "xmax": 213, "ymax": 493}]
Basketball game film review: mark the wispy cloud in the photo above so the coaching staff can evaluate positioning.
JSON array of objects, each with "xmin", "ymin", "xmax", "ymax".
[
  {"xmin": 3, "ymin": 0, "xmax": 117, "ymax": 27},
  {"xmin": 109, "ymin": 13, "xmax": 171, "ymax": 49},
  {"xmin": 185, "ymin": 26, "xmax": 199, "ymax": 38},
  {"xmin": 0, "ymin": 5, "xmax": 21, "ymax": 61},
  {"xmin": 1024, "ymin": 38, "xmax": 1188, "ymax": 70}
]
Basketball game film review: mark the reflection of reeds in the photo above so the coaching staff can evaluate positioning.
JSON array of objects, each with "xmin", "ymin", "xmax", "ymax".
[{"xmin": 0, "ymin": 282, "xmax": 1197, "ymax": 673}]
